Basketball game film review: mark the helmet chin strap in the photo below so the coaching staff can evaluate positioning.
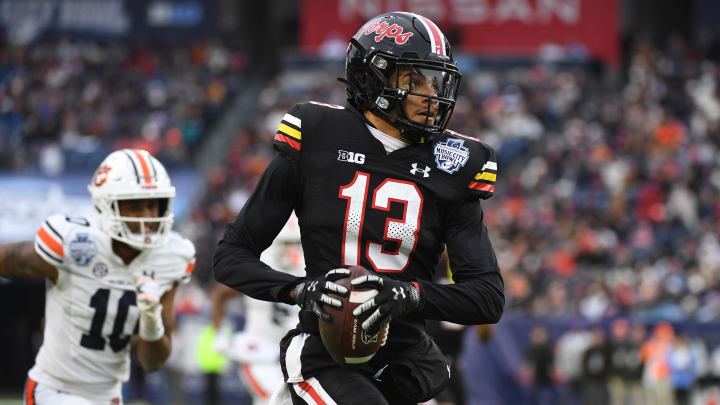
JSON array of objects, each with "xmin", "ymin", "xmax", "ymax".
[{"xmin": 378, "ymin": 99, "xmax": 432, "ymax": 143}]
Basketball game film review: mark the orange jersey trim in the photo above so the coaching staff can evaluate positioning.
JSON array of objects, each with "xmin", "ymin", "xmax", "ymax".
[
  {"xmin": 241, "ymin": 365, "xmax": 269, "ymax": 399},
  {"xmin": 25, "ymin": 378, "xmax": 37, "ymax": 405},
  {"xmin": 185, "ymin": 260, "xmax": 196, "ymax": 274},
  {"xmin": 37, "ymin": 227, "xmax": 64, "ymax": 258}
]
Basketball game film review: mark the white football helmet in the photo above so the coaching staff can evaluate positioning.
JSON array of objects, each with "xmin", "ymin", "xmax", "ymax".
[
  {"xmin": 261, "ymin": 213, "xmax": 304, "ymax": 273},
  {"xmin": 87, "ymin": 149, "xmax": 175, "ymax": 249}
]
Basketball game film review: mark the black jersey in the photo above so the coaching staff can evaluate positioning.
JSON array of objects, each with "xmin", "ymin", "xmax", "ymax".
[{"xmin": 214, "ymin": 101, "xmax": 504, "ymax": 348}]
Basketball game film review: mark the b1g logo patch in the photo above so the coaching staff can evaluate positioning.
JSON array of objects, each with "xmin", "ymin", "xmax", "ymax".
[
  {"xmin": 434, "ymin": 139, "xmax": 470, "ymax": 174},
  {"xmin": 93, "ymin": 262, "xmax": 108, "ymax": 278},
  {"xmin": 69, "ymin": 233, "xmax": 96, "ymax": 266},
  {"xmin": 338, "ymin": 150, "xmax": 365, "ymax": 164}
]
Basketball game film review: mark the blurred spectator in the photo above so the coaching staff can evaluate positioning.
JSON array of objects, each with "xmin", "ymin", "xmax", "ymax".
[
  {"xmin": 641, "ymin": 322, "xmax": 675, "ymax": 405},
  {"xmin": 668, "ymin": 334, "xmax": 699, "ymax": 405},
  {"xmin": 555, "ymin": 322, "xmax": 592, "ymax": 404},
  {"xmin": 524, "ymin": 325, "xmax": 558, "ymax": 405},
  {"xmin": 580, "ymin": 327, "xmax": 610, "ymax": 405},
  {"xmin": 608, "ymin": 319, "xmax": 644, "ymax": 405}
]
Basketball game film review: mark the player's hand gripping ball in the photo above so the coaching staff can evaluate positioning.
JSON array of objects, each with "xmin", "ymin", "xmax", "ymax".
[{"xmin": 318, "ymin": 266, "xmax": 389, "ymax": 366}]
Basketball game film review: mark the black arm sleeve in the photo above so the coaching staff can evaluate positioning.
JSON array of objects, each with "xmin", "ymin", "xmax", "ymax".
[
  {"xmin": 416, "ymin": 199, "xmax": 505, "ymax": 324},
  {"xmin": 213, "ymin": 155, "xmax": 302, "ymax": 305}
]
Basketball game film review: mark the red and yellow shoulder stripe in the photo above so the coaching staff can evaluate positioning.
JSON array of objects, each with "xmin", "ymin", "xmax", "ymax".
[
  {"xmin": 274, "ymin": 113, "xmax": 302, "ymax": 151},
  {"xmin": 468, "ymin": 160, "xmax": 497, "ymax": 193}
]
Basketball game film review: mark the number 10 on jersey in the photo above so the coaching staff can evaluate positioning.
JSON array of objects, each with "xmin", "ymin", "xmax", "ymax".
[{"xmin": 339, "ymin": 171, "xmax": 423, "ymax": 273}]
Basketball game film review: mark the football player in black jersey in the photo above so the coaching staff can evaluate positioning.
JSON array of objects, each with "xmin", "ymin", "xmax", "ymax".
[{"xmin": 214, "ymin": 11, "xmax": 504, "ymax": 405}]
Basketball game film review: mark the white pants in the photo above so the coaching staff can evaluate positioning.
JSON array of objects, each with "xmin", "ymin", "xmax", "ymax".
[
  {"xmin": 239, "ymin": 363, "xmax": 285, "ymax": 405},
  {"xmin": 25, "ymin": 378, "xmax": 122, "ymax": 405}
]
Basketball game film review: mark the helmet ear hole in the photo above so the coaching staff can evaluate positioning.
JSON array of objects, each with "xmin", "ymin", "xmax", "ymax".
[{"xmin": 158, "ymin": 198, "xmax": 169, "ymax": 217}]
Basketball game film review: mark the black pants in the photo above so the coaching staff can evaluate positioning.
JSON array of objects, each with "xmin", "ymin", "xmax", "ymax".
[
  {"xmin": 281, "ymin": 330, "xmax": 450, "ymax": 404},
  {"xmin": 287, "ymin": 367, "xmax": 416, "ymax": 405}
]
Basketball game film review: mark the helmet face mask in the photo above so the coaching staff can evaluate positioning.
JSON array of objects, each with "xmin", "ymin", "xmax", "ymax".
[
  {"xmin": 343, "ymin": 12, "xmax": 462, "ymax": 142},
  {"xmin": 88, "ymin": 149, "xmax": 175, "ymax": 250}
]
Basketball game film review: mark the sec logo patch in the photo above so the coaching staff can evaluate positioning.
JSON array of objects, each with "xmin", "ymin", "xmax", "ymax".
[{"xmin": 93, "ymin": 262, "xmax": 108, "ymax": 278}]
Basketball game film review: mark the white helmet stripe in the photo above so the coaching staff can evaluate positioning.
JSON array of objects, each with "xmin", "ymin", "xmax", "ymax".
[
  {"xmin": 404, "ymin": 12, "xmax": 446, "ymax": 56},
  {"xmin": 131, "ymin": 149, "xmax": 155, "ymax": 184},
  {"xmin": 146, "ymin": 152, "xmax": 158, "ymax": 179},
  {"xmin": 121, "ymin": 149, "xmax": 142, "ymax": 184},
  {"xmin": 122, "ymin": 149, "xmax": 157, "ymax": 185}
]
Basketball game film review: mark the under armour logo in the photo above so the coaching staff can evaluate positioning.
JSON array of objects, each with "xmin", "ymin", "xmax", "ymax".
[
  {"xmin": 392, "ymin": 287, "xmax": 407, "ymax": 300},
  {"xmin": 410, "ymin": 163, "xmax": 431, "ymax": 178},
  {"xmin": 308, "ymin": 281, "xmax": 319, "ymax": 292}
]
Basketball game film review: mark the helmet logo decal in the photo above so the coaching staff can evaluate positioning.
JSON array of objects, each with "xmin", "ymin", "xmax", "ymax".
[
  {"xmin": 93, "ymin": 165, "xmax": 112, "ymax": 187},
  {"xmin": 362, "ymin": 19, "xmax": 413, "ymax": 45}
]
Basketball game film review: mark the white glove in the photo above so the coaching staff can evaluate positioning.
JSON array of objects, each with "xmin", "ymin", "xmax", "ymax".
[
  {"xmin": 135, "ymin": 276, "xmax": 165, "ymax": 342},
  {"xmin": 212, "ymin": 328, "xmax": 232, "ymax": 356}
]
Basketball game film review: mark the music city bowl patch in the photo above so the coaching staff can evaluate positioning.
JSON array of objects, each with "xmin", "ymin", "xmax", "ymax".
[
  {"xmin": 69, "ymin": 233, "xmax": 97, "ymax": 266},
  {"xmin": 434, "ymin": 139, "xmax": 470, "ymax": 174}
]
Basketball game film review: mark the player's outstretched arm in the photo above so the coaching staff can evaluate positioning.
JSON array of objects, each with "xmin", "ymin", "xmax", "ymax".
[
  {"xmin": 135, "ymin": 281, "xmax": 177, "ymax": 372},
  {"xmin": 209, "ymin": 283, "xmax": 239, "ymax": 329},
  {"xmin": 0, "ymin": 241, "xmax": 58, "ymax": 282}
]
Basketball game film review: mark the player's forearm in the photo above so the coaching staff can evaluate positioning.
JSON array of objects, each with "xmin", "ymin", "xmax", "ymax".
[
  {"xmin": 213, "ymin": 231, "xmax": 300, "ymax": 304},
  {"xmin": 417, "ymin": 274, "xmax": 505, "ymax": 324},
  {"xmin": 136, "ymin": 335, "xmax": 172, "ymax": 372},
  {"xmin": 0, "ymin": 241, "xmax": 57, "ymax": 281}
]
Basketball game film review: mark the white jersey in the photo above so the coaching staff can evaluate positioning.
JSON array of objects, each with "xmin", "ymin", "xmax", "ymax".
[
  {"xmin": 246, "ymin": 244, "xmax": 303, "ymax": 344},
  {"xmin": 225, "ymin": 247, "xmax": 302, "ymax": 363},
  {"xmin": 29, "ymin": 214, "xmax": 195, "ymax": 400}
]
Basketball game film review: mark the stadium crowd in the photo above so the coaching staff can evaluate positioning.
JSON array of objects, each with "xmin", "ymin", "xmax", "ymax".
[{"xmin": 0, "ymin": 38, "xmax": 245, "ymax": 174}]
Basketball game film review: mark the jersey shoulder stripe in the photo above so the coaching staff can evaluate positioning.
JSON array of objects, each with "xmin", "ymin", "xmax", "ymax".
[
  {"xmin": 34, "ymin": 214, "xmax": 79, "ymax": 267},
  {"xmin": 274, "ymin": 108, "xmax": 303, "ymax": 153},
  {"xmin": 273, "ymin": 101, "xmax": 351, "ymax": 159},
  {"xmin": 468, "ymin": 160, "xmax": 497, "ymax": 195},
  {"xmin": 164, "ymin": 232, "xmax": 197, "ymax": 285}
]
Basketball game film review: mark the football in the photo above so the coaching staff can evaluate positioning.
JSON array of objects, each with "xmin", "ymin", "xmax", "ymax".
[{"xmin": 318, "ymin": 265, "xmax": 390, "ymax": 366}]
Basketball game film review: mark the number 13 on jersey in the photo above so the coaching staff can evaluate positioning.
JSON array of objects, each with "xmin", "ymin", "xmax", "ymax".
[{"xmin": 339, "ymin": 171, "xmax": 423, "ymax": 273}]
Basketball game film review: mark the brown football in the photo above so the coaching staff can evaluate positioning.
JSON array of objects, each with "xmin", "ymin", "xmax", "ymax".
[{"xmin": 318, "ymin": 265, "xmax": 389, "ymax": 366}]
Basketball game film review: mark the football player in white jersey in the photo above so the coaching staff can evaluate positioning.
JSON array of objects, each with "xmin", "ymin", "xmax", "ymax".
[
  {"xmin": 0, "ymin": 149, "xmax": 196, "ymax": 405},
  {"xmin": 210, "ymin": 213, "xmax": 304, "ymax": 405}
]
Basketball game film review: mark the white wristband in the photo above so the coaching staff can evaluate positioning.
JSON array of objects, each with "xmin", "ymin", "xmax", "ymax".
[{"xmin": 139, "ymin": 303, "xmax": 165, "ymax": 342}]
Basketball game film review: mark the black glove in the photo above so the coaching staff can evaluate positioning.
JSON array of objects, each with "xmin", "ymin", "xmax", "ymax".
[
  {"xmin": 293, "ymin": 268, "xmax": 350, "ymax": 322},
  {"xmin": 351, "ymin": 274, "xmax": 421, "ymax": 335}
]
